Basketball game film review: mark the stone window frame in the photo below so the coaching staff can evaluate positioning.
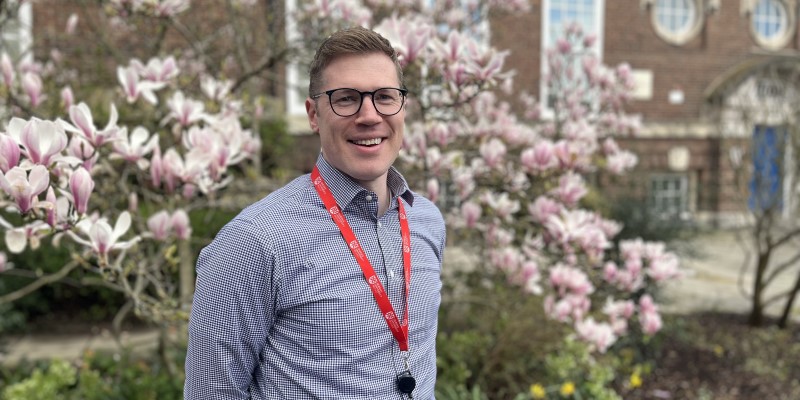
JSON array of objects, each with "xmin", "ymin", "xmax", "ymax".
[
  {"xmin": 641, "ymin": 0, "xmax": 718, "ymax": 45},
  {"xmin": 743, "ymin": 0, "xmax": 797, "ymax": 50}
]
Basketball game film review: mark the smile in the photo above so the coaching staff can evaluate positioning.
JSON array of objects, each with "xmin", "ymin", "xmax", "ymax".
[{"xmin": 351, "ymin": 138, "xmax": 383, "ymax": 146}]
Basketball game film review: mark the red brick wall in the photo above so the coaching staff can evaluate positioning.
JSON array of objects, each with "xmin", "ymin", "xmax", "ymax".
[{"xmin": 491, "ymin": 1, "xmax": 793, "ymax": 123}]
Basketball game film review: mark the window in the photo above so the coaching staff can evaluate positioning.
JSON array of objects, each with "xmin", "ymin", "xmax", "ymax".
[
  {"xmin": 648, "ymin": 173, "xmax": 689, "ymax": 220},
  {"xmin": 540, "ymin": 0, "xmax": 605, "ymax": 114},
  {"xmin": 750, "ymin": 0, "xmax": 794, "ymax": 49},
  {"xmin": 651, "ymin": 0, "xmax": 702, "ymax": 44}
]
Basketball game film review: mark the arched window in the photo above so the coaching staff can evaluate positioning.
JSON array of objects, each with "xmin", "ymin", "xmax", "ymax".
[
  {"xmin": 749, "ymin": 0, "xmax": 795, "ymax": 49},
  {"xmin": 651, "ymin": 0, "xmax": 703, "ymax": 44}
]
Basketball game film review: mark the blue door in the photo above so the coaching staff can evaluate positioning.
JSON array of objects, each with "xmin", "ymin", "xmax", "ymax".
[{"xmin": 749, "ymin": 125, "xmax": 784, "ymax": 211}]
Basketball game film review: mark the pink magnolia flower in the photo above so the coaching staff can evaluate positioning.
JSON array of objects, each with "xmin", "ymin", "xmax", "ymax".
[
  {"xmin": 4, "ymin": 220, "xmax": 50, "ymax": 253},
  {"xmin": 606, "ymin": 150, "xmax": 638, "ymax": 175},
  {"xmin": 0, "ymin": 165, "xmax": 50, "ymax": 213},
  {"xmin": 200, "ymin": 75, "xmax": 233, "ymax": 101},
  {"xmin": 7, "ymin": 117, "xmax": 68, "ymax": 167},
  {"xmin": 161, "ymin": 148, "xmax": 213, "ymax": 193},
  {"xmin": 69, "ymin": 167, "xmax": 94, "ymax": 215},
  {"xmin": 1, "ymin": 52, "xmax": 15, "ymax": 87},
  {"xmin": 67, "ymin": 137, "xmax": 99, "ymax": 171},
  {"xmin": 647, "ymin": 252, "xmax": 681, "ymax": 282},
  {"xmin": 461, "ymin": 201, "xmax": 482, "ymax": 228},
  {"xmin": 128, "ymin": 192, "xmax": 138, "ymax": 213},
  {"xmin": 132, "ymin": 56, "xmax": 179, "ymax": 83},
  {"xmin": 374, "ymin": 14, "xmax": 433, "ymax": 67},
  {"xmin": 520, "ymin": 260, "xmax": 542, "ymax": 295},
  {"xmin": 426, "ymin": 178, "xmax": 439, "ymax": 203},
  {"xmin": 482, "ymin": 191, "xmax": 520, "ymax": 222},
  {"xmin": 528, "ymin": 196, "xmax": 563, "ymax": 224},
  {"xmin": 545, "ymin": 293, "xmax": 591, "ymax": 322},
  {"xmin": 171, "ymin": 209, "xmax": 191, "ymax": 240},
  {"xmin": 479, "ymin": 138, "xmax": 506, "ymax": 169},
  {"xmin": 65, "ymin": 13, "xmax": 79, "ymax": 35},
  {"xmin": 45, "ymin": 186, "xmax": 58, "ymax": 227},
  {"xmin": 520, "ymin": 143, "xmax": 550, "ymax": 173},
  {"xmin": 638, "ymin": 295, "xmax": 663, "ymax": 335},
  {"xmin": 575, "ymin": 317, "xmax": 617, "ymax": 353},
  {"xmin": 550, "ymin": 172, "xmax": 587, "ymax": 206},
  {"xmin": 117, "ymin": 65, "xmax": 166, "ymax": 104},
  {"xmin": 425, "ymin": 147, "xmax": 443, "ymax": 175},
  {"xmin": 62, "ymin": 102, "xmax": 121, "ymax": 147},
  {"xmin": 0, "ymin": 133, "xmax": 20, "ymax": 173},
  {"xmin": 111, "ymin": 126, "xmax": 158, "ymax": 168},
  {"xmin": 549, "ymin": 263, "xmax": 594, "ymax": 296},
  {"xmin": 60, "ymin": 86, "xmax": 75, "ymax": 110},
  {"xmin": 603, "ymin": 298, "xmax": 636, "ymax": 335},
  {"xmin": 166, "ymin": 91, "xmax": 206, "ymax": 127},
  {"xmin": 0, "ymin": 251, "xmax": 7, "ymax": 272},
  {"xmin": 154, "ymin": 0, "xmax": 191, "ymax": 17},
  {"xmin": 22, "ymin": 72, "xmax": 46, "ymax": 108},
  {"xmin": 68, "ymin": 211, "xmax": 141, "ymax": 264},
  {"xmin": 149, "ymin": 145, "xmax": 163, "ymax": 188},
  {"xmin": 147, "ymin": 210, "xmax": 171, "ymax": 240}
]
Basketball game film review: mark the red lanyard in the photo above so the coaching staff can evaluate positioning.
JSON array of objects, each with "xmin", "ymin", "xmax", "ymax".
[{"xmin": 312, "ymin": 167, "xmax": 412, "ymax": 351}]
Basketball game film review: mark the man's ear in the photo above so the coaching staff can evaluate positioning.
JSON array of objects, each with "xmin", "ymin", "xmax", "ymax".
[{"xmin": 306, "ymin": 97, "xmax": 320, "ymax": 134}]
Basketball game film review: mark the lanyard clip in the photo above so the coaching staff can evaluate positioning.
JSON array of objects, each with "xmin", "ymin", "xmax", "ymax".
[{"xmin": 400, "ymin": 351, "xmax": 411, "ymax": 371}]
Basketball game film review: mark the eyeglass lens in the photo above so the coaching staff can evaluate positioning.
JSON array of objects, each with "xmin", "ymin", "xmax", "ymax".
[{"xmin": 329, "ymin": 88, "xmax": 404, "ymax": 117}]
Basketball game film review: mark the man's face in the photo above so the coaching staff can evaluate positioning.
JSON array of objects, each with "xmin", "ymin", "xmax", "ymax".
[{"xmin": 306, "ymin": 53, "xmax": 405, "ymax": 190}]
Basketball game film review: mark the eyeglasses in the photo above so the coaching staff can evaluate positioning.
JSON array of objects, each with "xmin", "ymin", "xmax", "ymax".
[{"xmin": 311, "ymin": 87, "xmax": 408, "ymax": 117}]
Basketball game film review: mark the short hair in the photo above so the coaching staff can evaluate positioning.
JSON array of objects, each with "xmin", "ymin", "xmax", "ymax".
[{"xmin": 308, "ymin": 26, "xmax": 404, "ymax": 97}]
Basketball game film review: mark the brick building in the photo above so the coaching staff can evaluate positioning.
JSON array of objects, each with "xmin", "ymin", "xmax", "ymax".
[{"xmin": 491, "ymin": 0, "xmax": 800, "ymax": 227}]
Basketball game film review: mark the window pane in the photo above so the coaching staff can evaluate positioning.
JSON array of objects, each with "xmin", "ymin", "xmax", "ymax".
[
  {"xmin": 654, "ymin": 0, "xmax": 697, "ymax": 36},
  {"xmin": 648, "ymin": 174, "xmax": 689, "ymax": 219},
  {"xmin": 547, "ymin": 0, "xmax": 598, "ymax": 43},
  {"xmin": 753, "ymin": 0, "xmax": 787, "ymax": 41}
]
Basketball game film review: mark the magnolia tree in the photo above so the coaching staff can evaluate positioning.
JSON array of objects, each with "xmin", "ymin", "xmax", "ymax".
[
  {"xmin": 0, "ymin": 0, "xmax": 265, "ymax": 343},
  {"xmin": 293, "ymin": 1, "xmax": 682, "ymax": 354}
]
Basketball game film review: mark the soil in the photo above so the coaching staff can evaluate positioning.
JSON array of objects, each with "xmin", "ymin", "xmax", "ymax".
[{"xmin": 626, "ymin": 312, "xmax": 800, "ymax": 400}]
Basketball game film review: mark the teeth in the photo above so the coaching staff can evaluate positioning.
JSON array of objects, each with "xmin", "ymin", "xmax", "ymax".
[{"xmin": 353, "ymin": 138, "xmax": 382, "ymax": 146}]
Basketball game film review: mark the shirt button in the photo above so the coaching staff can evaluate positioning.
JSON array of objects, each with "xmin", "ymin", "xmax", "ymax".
[
  {"xmin": 365, "ymin": 195, "xmax": 373, "ymax": 201},
  {"xmin": 377, "ymin": 221, "xmax": 383, "ymax": 228}
]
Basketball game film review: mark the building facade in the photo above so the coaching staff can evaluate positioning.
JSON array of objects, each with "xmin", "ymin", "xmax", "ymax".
[{"xmin": 492, "ymin": 0, "xmax": 800, "ymax": 227}]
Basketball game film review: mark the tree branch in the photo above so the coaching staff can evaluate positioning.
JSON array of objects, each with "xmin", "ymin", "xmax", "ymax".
[{"xmin": 0, "ymin": 259, "xmax": 81, "ymax": 305}]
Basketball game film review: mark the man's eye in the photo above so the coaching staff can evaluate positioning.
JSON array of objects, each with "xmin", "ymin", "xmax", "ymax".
[{"xmin": 333, "ymin": 96, "xmax": 357, "ymax": 104}]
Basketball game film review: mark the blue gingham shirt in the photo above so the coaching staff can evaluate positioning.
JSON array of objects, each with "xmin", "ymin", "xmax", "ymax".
[{"xmin": 185, "ymin": 155, "xmax": 446, "ymax": 399}]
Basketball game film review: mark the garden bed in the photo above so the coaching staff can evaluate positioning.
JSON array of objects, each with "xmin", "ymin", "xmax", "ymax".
[{"xmin": 631, "ymin": 312, "xmax": 800, "ymax": 400}]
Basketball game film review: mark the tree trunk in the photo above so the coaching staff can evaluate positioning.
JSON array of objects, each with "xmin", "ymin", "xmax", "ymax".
[
  {"xmin": 749, "ymin": 252, "xmax": 771, "ymax": 326},
  {"xmin": 179, "ymin": 238, "xmax": 195, "ymax": 313},
  {"xmin": 778, "ymin": 270, "xmax": 800, "ymax": 328}
]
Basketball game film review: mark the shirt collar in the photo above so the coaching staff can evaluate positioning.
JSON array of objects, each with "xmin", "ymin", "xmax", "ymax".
[{"xmin": 314, "ymin": 154, "xmax": 414, "ymax": 209}]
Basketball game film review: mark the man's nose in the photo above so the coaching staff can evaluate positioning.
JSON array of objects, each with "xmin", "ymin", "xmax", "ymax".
[{"xmin": 356, "ymin": 93, "xmax": 382, "ymax": 120}]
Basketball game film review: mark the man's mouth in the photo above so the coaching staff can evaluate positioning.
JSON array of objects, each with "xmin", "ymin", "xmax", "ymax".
[{"xmin": 351, "ymin": 138, "xmax": 383, "ymax": 146}]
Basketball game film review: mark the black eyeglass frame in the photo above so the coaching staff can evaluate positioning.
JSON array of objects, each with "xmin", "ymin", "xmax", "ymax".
[{"xmin": 310, "ymin": 87, "xmax": 409, "ymax": 117}]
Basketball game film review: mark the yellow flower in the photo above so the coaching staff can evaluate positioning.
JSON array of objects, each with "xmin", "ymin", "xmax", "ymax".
[
  {"xmin": 629, "ymin": 372, "xmax": 643, "ymax": 388},
  {"xmin": 530, "ymin": 383, "xmax": 547, "ymax": 399},
  {"xmin": 559, "ymin": 381, "xmax": 575, "ymax": 397},
  {"xmin": 713, "ymin": 345, "xmax": 724, "ymax": 357}
]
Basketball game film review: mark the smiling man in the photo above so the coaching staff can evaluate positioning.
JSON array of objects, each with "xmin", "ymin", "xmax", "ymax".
[{"xmin": 185, "ymin": 27, "xmax": 446, "ymax": 399}]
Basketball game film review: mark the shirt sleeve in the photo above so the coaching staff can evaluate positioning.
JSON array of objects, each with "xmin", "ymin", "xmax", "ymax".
[{"xmin": 184, "ymin": 219, "xmax": 276, "ymax": 399}]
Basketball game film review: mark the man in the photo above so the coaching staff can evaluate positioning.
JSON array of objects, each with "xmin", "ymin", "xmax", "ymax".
[{"xmin": 185, "ymin": 26, "xmax": 446, "ymax": 399}]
